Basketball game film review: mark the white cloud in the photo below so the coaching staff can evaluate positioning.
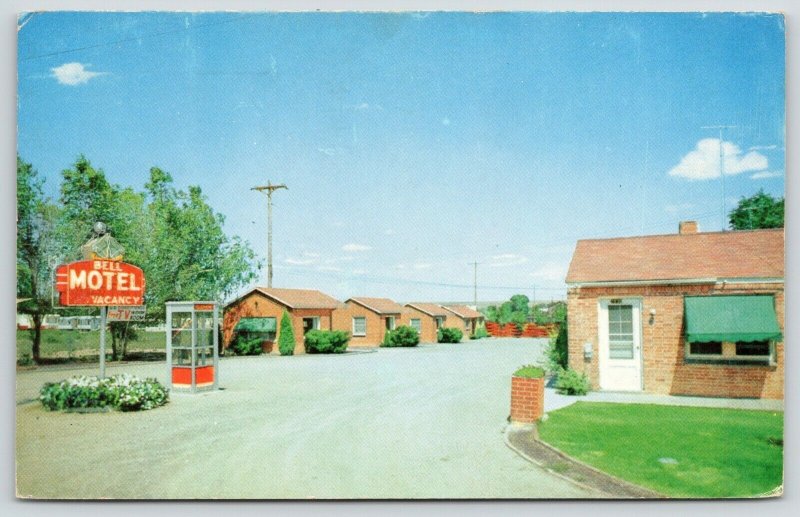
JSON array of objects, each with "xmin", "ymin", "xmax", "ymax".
[
  {"xmin": 285, "ymin": 257, "xmax": 316, "ymax": 266},
  {"xmin": 529, "ymin": 263, "xmax": 568, "ymax": 282},
  {"xmin": 413, "ymin": 262, "xmax": 432, "ymax": 270},
  {"xmin": 664, "ymin": 203, "xmax": 694, "ymax": 214},
  {"xmin": 342, "ymin": 243, "xmax": 372, "ymax": 252},
  {"xmin": 51, "ymin": 62, "xmax": 106, "ymax": 85},
  {"xmin": 489, "ymin": 253, "xmax": 528, "ymax": 268},
  {"xmin": 668, "ymin": 139, "xmax": 768, "ymax": 181},
  {"xmin": 750, "ymin": 170, "xmax": 784, "ymax": 180}
]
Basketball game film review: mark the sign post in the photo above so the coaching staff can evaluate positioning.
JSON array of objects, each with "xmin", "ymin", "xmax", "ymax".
[{"xmin": 99, "ymin": 306, "xmax": 107, "ymax": 378}]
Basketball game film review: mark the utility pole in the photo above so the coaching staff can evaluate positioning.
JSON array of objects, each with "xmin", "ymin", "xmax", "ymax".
[
  {"xmin": 468, "ymin": 261, "xmax": 479, "ymax": 307},
  {"xmin": 702, "ymin": 125, "xmax": 737, "ymax": 231},
  {"xmin": 252, "ymin": 181, "xmax": 288, "ymax": 287}
]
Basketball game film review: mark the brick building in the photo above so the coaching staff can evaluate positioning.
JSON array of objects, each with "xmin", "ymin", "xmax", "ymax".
[
  {"xmin": 223, "ymin": 288, "xmax": 342, "ymax": 355},
  {"xmin": 404, "ymin": 303, "xmax": 451, "ymax": 343},
  {"xmin": 441, "ymin": 305, "xmax": 485, "ymax": 337},
  {"xmin": 565, "ymin": 222, "xmax": 784, "ymax": 399},
  {"xmin": 331, "ymin": 297, "xmax": 405, "ymax": 347}
]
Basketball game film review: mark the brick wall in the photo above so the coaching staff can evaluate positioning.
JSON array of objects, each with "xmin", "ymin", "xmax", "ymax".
[
  {"xmin": 223, "ymin": 292, "xmax": 333, "ymax": 355},
  {"xmin": 568, "ymin": 282, "xmax": 784, "ymax": 399},
  {"xmin": 402, "ymin": 306, "xmax": 440, "ymax": 343},
  {"xmin": 510, "ymin": 376, "xmax": 544, "ymax": 423}
]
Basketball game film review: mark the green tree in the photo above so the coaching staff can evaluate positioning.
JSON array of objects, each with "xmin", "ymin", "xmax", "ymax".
[
  {"xmin": 17, "ymin": 157, "xmax": 60, "ymax": 363},
  {"xmin": 277, "ymin": 311, "xmax": 295, "ymax": 355},
  {"xmin": 729, "ymin": 189, "xmax": 784, "ymax": 230}
]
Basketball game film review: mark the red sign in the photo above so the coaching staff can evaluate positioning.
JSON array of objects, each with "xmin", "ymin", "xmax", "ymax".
[{"xmin": 55, "ymin": 260, "xmax": 146, "ymax": 306}]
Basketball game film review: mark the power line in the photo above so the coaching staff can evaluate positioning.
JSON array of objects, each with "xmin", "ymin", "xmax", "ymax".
[{"xmin": 19, "ymin": 13, "xmax": 256, "ymax": 61}]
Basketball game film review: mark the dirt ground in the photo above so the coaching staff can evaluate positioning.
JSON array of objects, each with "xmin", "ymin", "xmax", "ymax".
[{"xmin": 16, "ymin": 339, "xmax": 594, "ymax": 499}]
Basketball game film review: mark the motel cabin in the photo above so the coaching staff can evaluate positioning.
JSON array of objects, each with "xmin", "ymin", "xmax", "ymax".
[
  {"xmin": 404, "ymin": 303, "xmax": 451, "ymax": 343},
  {"xmin": 441, "ymin": 305, "xmax": 485, "ymax": 337},
  {"xmin": 223, "ymin": 287, "xmax": 342, "ymax": 355},
  {"xmin": 332, "ymin": 297, "xmax": 405, "ymax": 347},
  {"xmin": 565, "ymin": 222, "xmax": 784, "ymax": 399}
]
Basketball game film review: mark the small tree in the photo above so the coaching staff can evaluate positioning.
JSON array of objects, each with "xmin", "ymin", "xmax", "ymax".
[
  {"xmin": 546, "ymin": 320, "xmax": 569, "ymax": 372},
  {"xmin": 277, "ymin": 311, "xmax": 295, "ymax": 356},
  {"xmin": 729, "ymin": 189, "xmax": 784, "ymax": 230}
]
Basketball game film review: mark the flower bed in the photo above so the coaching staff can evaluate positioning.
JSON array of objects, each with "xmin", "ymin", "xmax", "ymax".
[{"xmin": 39, "ymin": 374, "xmax": 169, "ymax": 412}]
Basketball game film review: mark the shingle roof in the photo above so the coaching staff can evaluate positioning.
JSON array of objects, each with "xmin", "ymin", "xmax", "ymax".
[
  {"xmin": 347, "ymin": 297, "xmax": 404, "ymax": 315},
  {"xmin": 405, "ymin": 303, "xmax": 450, "ymax": 317},
  {"xmin": 252, "ymin": 288, "xmax": 342, "ymax": 309},
  {"xmin": 566, "ymin": 229, "xmax": 784, "ymax": 284},
  {"xmin": 442, "ymin": 305, "xmax": 484, "ymax": 319}
]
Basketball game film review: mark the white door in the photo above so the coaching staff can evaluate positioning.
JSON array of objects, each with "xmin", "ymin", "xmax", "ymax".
[{"xmin": 598, "ymin": 299, "xmax": 642, "ymax": 391}]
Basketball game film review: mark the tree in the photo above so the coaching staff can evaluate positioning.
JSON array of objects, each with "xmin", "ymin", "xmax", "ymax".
[
  {"xmin": 729, "ymin": 189, "xmax": 784, "ymax": 230},
  {"xmin": 17, "ymin": 157, "xmax": 59, "ymax": 363},
  {"xmin": 277, "ymin": 311, "xmax": 295, "ymax": 356}
]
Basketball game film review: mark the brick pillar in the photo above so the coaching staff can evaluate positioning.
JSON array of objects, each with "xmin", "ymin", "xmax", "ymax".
[{"xmin": 510, "ymin": 376, "xmax": 545, "ymax": 423}]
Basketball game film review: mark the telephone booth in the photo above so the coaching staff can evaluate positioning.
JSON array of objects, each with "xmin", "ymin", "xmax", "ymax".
[{"xmin": 166, "ymin": 301, "xmax": 219, "ymax": 392}]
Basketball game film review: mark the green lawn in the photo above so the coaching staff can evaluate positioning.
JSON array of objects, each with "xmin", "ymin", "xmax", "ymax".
[
  {"xmin": 17, "ymin": 329, "xmax": 166, "ymax": 360},
  {"xmin": 537, "ymin": 402, "xmax": 783, "ymax": 498}
]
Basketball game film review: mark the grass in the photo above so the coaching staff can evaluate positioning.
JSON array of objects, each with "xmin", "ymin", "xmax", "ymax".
[
  {"xmin": 537, "ymin": 402, "xmax": 783, "ymax": 498},
  {"xmin": 17, "ymin": 329, "xmax": 166, "ymax": 361},
  {"xmin": 513, "ymin": 365, "xmax": 545, "ymax": 378}
]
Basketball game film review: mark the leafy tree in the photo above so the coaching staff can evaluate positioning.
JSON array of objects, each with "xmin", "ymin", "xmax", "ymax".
[
  {"xmin": 729, "ymin": 189, "xmax": 784, "ymax": 230},
  {"xmin": 278, "ymin": 311, "xmax": 296, "ymax": 355},
  {"xmin": 17, "ymin": 156, "xmax": 59, "ymax": 362}
]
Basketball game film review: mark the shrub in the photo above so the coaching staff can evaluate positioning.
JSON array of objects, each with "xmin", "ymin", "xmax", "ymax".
[
  {"xmin": 277, "ymin": 310, "xmax": 296, "ymax": 356},
  {"xmin": 305, "ymin": 329, "xmax": 350, "ymax": 354},
  {"xmin": 39, "ymin": 374, "xmax": 169, "ymax": 412},
  {"xmin": 554, "ymin": 368, "xmax": 590, "ymax": 395},
  {"xmin": 17, "ymin": 353, "xmax": 34, "ymax": 366},
  {"xmin": 381, "ymin": 325, "xmax": 420, "ymax": 347},
  {"xmin": 437, "ymin": 327, "xmax": 463, "ymax": 343},
  {"xmin": 513, "ymin": 365, "xmax": 545, "ymax": 379},
  {"xmin": 545, "ymin": 320, "xmax": 569, "ymax": 372},
  {"xmin": 231, "ymin": 334, "xmax": 264, "ymax": 356},
  {"xmin": 470, "ymin": 325, "xmax": 489, "ymax": 340}
]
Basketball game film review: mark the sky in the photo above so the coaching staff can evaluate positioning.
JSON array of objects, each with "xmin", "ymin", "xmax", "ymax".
[{"xmin": 17, "ymin": 12, "xmax": 786, "ymax": 304}]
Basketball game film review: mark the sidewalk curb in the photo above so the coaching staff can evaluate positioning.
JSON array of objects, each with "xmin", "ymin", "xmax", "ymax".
[{"xmin": 504, "ymin": 423, "xmax": 665, "ymax": 499}]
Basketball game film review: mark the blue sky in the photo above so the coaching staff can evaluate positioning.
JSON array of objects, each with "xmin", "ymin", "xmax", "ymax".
[{"xmin": 17, "ymin": 12, "xmax": 786, "ymax": 303}]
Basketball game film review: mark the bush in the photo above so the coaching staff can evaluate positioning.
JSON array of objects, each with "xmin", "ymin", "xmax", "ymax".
[
  {"xmin": 39, "ymin": 374, "xmax": 169, "ymax": 412},
  {"xmin": 381, "ymin": 325, "xmax": 420, "ymax": 347},
  {"xmin": 437, "ymin": 327, "xmax": 463, "ymax": 343},
  {"xmin": 470, "ymin": 325, "xmax": 489, "ymax": 340},
  {"xmin": 231, "ymin": 334, "xmax": 264, "ymax": 356},
  {"xmin": 554, "ymin": 368, "xmax": 590, "ymax": 395},
  {"xmin": 305, "ymin": 329, "xmax": 350, "ymax": 354},
  {"xmin": 277, "ymin": 310, "xmax": 296, "ymax": 356},
  {"xmin": 545, "ymin": 321, "xmax": 568, "ymax": 372},
  {"xmin": 513, "ymin": 365, "xmax": 545, "ymax": 379}
]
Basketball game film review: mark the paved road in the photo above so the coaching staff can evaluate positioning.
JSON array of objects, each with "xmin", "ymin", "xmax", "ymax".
[{"xmin": 16, "ymin": 339, "xmax": 593, "ymax": 499}]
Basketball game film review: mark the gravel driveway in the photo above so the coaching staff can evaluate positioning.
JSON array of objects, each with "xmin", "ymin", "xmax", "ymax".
[{"xmin": 16, "ymin": 338, "xmax": 593, "ymax": 499}]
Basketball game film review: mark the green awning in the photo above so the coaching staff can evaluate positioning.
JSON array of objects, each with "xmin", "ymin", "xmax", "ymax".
[
  {"xmin": 684, "ymin": 296, "xmax": 782, "ymax": 343},
  {"xmin": 235, "ymin": 317, "xmax": 277, "ymax": 333}
]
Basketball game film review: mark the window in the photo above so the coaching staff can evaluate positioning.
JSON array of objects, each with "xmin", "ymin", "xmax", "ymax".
[
  {"xmin": 736, "ymin": 340, "xmax": 770, "ymax": 357},
  {"xmin": 689, "ymin": 341, "xmax": 722, "ymax": 356},
  {"xmin": 608, "ymin": 304, "xmax": 634, "ymax": 359},
  {"xmin": 435, "ymin": 316, "xmax": 445, "ymax": 329},
  {"xmin": 410, "ymin": 319, "xmax": 421, "ymax": 333},
  {"xmin": 385, "ymin": 316, "xmax": 396, "ymax": 331},
  {"xmin": 353, "ymin": 317, "xmax": 367, "ymax": 337}
]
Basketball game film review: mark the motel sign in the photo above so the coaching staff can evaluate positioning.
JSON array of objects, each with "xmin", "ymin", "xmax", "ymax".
[{"xmin": 55, "ymin": 259, "xmax": 145, "ymax": 307}]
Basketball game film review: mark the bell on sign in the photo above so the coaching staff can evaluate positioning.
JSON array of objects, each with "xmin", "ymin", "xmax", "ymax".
[{"xmin": 55, "ymin": 259, "xmax": 146, "ymax": 307}]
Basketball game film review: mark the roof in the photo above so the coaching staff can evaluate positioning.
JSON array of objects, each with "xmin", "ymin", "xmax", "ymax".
[
  {"xmin": 347, "ymin": 297, "xmax": 404, "ymax": 315},
  {"xmin": 442, "ymin": 305, "xmax": 484, "ymax": 319},
  {"xmin": 566, "ymin": 229, "xmax": 784, "ymax": 284},
  {"xmin": 228, "ymin": 287, "xmax": 341, "ymax": 310},
  {"xmin": 405, "ymin": 303, "xmax": 450, "ymax": 317}
]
